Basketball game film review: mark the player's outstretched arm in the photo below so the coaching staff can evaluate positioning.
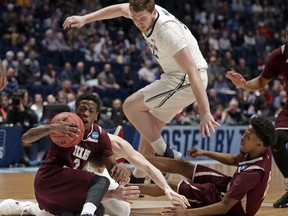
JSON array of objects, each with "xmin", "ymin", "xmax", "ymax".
[
  {"xmin": 63, "ymin": 3, "xmax": 130, "ymax": 29},
  {"xmin": 22, "ymin": 115, "xmax": 79, "ymax": 144},
  {"xmin": 0, "ymin": 59, "xmax": 7, "ymax": 92},
  {"xmin": 226, "ymin": 71, "xmax": 270, "ymax": 91},
  {"xmin": 109, "ymin": 134, "xmax": 190, "ymax": 208},
  {"xmin": 162, "ymin": 195, "xmax": 238, "ymax": 216},
  {"xmin": 173, "ymin": 48, "xmax": 220, "ymax": 138},
  {"xmin": 104, "ymin": 182, "xmax": 140, "ymax": 203},
  {"xmin": 188, "ymin": 147, "xmax": 240, "ymax": 166}
]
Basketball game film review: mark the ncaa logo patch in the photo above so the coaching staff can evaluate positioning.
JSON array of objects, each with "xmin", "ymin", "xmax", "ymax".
[
  {"xmin": 0, "ymin": 130, "xmax": 7, "ymax": 161},
  {"xmin": 91, "ymin": 131, "xmax": 99, "ymax": 139}
]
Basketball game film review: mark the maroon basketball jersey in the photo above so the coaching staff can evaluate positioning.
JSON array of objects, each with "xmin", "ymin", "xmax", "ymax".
[
  {"xmin": 261, "ymin": 43, "xmax": 288, "ymax": 128},
  {"xmin": 43, "ymin": 124, "xmax": 113, "ymax": 169},
  {"xmin": 226, "ymin": 148, "xmax": 272, "ymax": 215}
]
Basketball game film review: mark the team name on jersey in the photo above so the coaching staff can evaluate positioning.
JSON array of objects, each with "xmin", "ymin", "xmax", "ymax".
[
  {"xmin": 73, "ymin": 145, "xmax": 91, "ymax": 160},
  {"xmin": 146, "ymin": 41, "xmax": 159, "ymax": 59}
]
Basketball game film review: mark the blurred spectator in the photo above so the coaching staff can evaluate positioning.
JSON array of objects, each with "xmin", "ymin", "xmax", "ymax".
[
  {"xmin": 74, "ymin": 61, "xmax": 86, "ymax": 87},
  {"xmin": 273, "ymin": 90, "xmax": 287, "ymax": 111},
  {"xmin": 119, "ymin": 64, "xmax": 134, "ymax": 94},
  {"xmin": 208, "ymin": 88, "xmax": 222, "ymax": 113},
  {"xmin": 59, "ymin": 79, "xmax": 75, "ymax": 95},
  {"xmin": 44, "ymin": 94, "xmax": 57, "ymax": 105},
  {"xmin": 85, "ymin": 65, "xmax": 99, "ymax": 88},
  {"xmin": 55, "ymin": 31, "xmax": 70, "ymax": 52},
  {"xmin": 30, "ymin": 93, "xmax": 44, "ymax": 122},
  {"xmin": 207, "ymin": 56, "xmax": 226, "ymax": 87},
  {"xmin": 221, "ymin": 98, "xmax": 247, "ymax": 125},
  {"xmin": 4, "ymin": 67, "xmax": 19, "ymax": 95},
  {"xmin": 41, "ymin": 29, "xmax": 61, "ymax": 65},
  {"xmin": 2, "ymin": 51, "xmax": 17, "ymax": 69},
  {"xmin": 6, "ymin": 89, "xmax": 41, "ymax": 166},
  {"xmin": 213, "ymin": 74, "xmax": 230, "ymax": 94},
  {"xmin": 110, "ymin": 98, "xmax": 128, "ymax": 125},
  {"xmin": 42, "ymin": 64, "xmax": 58, "ymax": 86},
  {"xmin": 97, "ymin": 63, "xmax": 120, "ymax": 89},
  {"xmin": 245, "ymin": 90, "xmax": 265, "ymax": 117},
  {"xmin": 15, "ymin": 51, "xmax": 26, "ymax": 72},
  {"xmin": 213, "ymin": 103, "xmax": 225, "ymax": 124},
  {"xmin": 235, "ymin": 58, "xmax": 251, "ymax": 80},
  {"xmin": 137, "ymin": 60, "xmax": 158, "ymax": 84},
  {"xmin": 18, "ymin": 58, "xmax": 40, "ymax": 85},
  {"xmin": 24, "ymin": 50, "xmax": 40, "ymax": 75},
  {"xmin": 218, "ymin": 30, "xmax": 231, "ymax": 52},
  {"xmin": 60, "ymin": 62, "xmax": 75, "ymax": 82},
  {"xmin": 56, "ymin": 91, "xmax": 69, "ymax": 105}
]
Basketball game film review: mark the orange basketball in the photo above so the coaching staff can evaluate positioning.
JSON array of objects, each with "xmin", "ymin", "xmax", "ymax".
[{"xmin": 49, "ymin": 112, "xmax": 85, "ymax": 148}]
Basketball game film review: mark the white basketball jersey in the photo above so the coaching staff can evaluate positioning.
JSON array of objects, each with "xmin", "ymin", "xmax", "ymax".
[{"xmin": 142, "ymin": 5, "xmax": 208, "ymax": 74}]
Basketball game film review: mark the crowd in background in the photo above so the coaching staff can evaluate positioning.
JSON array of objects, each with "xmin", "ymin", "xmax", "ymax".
[{"xmin": 0, "ymin": 0, "xmax": 287, "ymax": 165}]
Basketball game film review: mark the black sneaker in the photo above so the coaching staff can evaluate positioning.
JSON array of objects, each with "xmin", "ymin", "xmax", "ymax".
[
  {"xmin": 129, "ymin": 173, "xmax": 146, "ymax": 184},
  {"xmin": 273, "ymin": 192, "xmax": 288, "ymax": 208},
  {"xmin": 163, "ymin": 146, "xmax": 182, "ymax": 159}
]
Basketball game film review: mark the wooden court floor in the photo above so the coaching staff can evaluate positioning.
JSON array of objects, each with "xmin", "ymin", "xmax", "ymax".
[{"xmin": 0, "ymin": 162, "xmax": 288, "ymax": 216}]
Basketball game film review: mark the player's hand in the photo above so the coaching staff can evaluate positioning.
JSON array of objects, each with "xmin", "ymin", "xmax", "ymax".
[
  {"xmin": 161, "ymin": 205, "xmax": 188, "ymax": 216},
  {"xmin": 108, "ymin": 183, "xmax": 140, "ymax": 203},
  {"xmin": 63, "ymin": 15, "xmax": 86, "ymax": 29},
  {"xmin": 164, "ymin": 187, "xmax": 190, "ymax": 208},
  {"xmin": 188, "ymin": 146, "xmax": 205, "ymax": 158},
  {"xmin": 226, "ymin": 71, "xmax": 246, "ymax": 88},
  {"xmin": 110, "ymin": 162, "xmax": 130, "ymax": 185},
  {"xmin": 49, "ymin": 115, "xmax": 80, "ymax": 139},
  {"xmin": 199, "ymin": 112, "xmax": 220, "ymax": 138}
]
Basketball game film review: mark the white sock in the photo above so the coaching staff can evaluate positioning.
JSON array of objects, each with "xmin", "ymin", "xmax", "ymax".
[
  {"xmin": 151, "ymin": 137, "xmax": 166, "ymax": 156},
  {"xmin": 133, "ymin": 168, "xmax": 147, "ymax": 178},
  {"xmin": 80, "ymin": 202, "xmax": 96, "ymax": 215}
]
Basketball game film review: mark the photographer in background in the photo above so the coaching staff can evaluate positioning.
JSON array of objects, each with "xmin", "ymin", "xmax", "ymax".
[{"xmin": 6, "ymin": 90, "xmax": 45, "ymax": 166}]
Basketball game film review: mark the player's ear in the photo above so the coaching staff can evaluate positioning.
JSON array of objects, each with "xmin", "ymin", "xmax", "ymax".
[{"xmin": 257, "ymin": 140, "xmax": 263, "ymax": 147}]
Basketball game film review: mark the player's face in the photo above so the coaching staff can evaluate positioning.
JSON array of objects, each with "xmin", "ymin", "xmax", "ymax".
[
  {"xmin": 131, "ymin": 9, "xmax": 157, "ymax": 33},
  {"xmin": 75, "ymin": 100, "xmax": 99, "ymax": 131},
  {"xmin": 240, "ymin": 126, "xmax": 262, "ymax": 154}
]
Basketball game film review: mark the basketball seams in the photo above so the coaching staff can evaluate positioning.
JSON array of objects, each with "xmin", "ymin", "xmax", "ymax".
[{"xmin": 49, "ymin": 112, "xmax": 85, "ymax": 148}]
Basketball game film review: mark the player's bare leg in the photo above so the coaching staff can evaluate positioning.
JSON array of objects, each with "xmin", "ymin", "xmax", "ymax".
[
  {"xmin": 123, "ymin": 92, "xmax": 182, "ymax": 181},
  {"xmin": 145, "ymin": 156, "xmax": 195, "ymax": 180}
]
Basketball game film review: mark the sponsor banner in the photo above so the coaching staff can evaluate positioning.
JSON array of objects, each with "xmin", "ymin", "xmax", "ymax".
[
  {"xmin": 161, "ymin": 126, "xmax": 246, "ymax": 157},
  {"xmin": 0, "ymin": 126, "xmax": 22, "ymax": 167}
]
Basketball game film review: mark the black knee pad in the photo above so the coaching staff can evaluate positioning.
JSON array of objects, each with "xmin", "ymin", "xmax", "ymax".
[{"xmin": 90, "ymin": 175, "xmax": 110, "ymax": 190}]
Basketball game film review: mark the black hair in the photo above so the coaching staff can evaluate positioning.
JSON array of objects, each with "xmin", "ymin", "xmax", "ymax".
[
  {"xmin": 75, "ymin": 93, "xmax": 102, "ymax": 112},
  {"xmin": 89, "ymin": 153, "xmax": 105, "ymax": 168},
  {"xmin": 250, "ymin": 116, "xmax": 275, "ymax": 147}
]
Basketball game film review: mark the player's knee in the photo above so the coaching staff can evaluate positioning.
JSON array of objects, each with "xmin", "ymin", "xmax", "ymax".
[
  {"xmin": 90, "ymin": 175, "xmax": 110, "ymax": 191},
  {"xmin": 122, "ymin": 99, "xmax": 131, "ymax": 115},
  {"xmin": 103, "ymin": 200, "xmax": 130, "ymax": 216}
]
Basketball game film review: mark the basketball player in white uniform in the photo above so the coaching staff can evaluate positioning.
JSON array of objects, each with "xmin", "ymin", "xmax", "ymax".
[{"xmin": 63, "ymin": 0, "xmax": 220, "ymax": 181}]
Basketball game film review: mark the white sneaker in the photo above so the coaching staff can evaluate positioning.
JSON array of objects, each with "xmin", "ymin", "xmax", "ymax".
[
  {"xmin": 172, "ymin": 149, "xmax": 182, "ymax": 159},
  {"xmin": 0, "ymin": 199, "xmax": 34, "ymax": 215}
]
